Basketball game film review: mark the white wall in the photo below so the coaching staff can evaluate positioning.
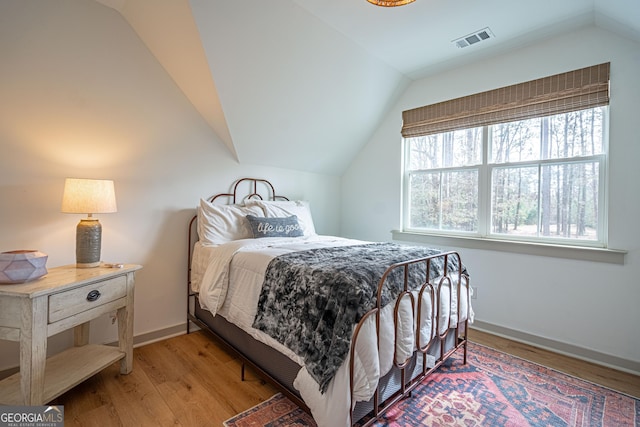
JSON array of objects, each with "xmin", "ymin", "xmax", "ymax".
[
  {"xmin": 0, "ymin": 0, "xmax": 340, "ymax": 370},
  {"xmin": 341, "ymin": 25, "xmax": 640, "ymax": 372}
]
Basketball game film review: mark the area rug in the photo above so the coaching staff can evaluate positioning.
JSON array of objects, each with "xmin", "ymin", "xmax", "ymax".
[{"xmin": 223, "ymin": 342, "xmax": 639, "ymax": 426}]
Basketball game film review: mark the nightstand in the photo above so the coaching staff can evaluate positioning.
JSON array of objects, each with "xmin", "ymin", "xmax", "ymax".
[{"xmin": 0, "ymin": 264, "xmax": 142, "ymax": 405}]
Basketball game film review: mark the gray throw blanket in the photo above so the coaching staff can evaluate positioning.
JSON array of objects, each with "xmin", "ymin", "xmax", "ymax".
[{"xmin": 252, "ymin": 242, "xmax": 465, "ymax": 393}]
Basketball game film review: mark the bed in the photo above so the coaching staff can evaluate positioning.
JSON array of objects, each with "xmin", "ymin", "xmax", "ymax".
[{"xmin": 187, "ymin": 178, "xmax": 473, "ymax": 427}]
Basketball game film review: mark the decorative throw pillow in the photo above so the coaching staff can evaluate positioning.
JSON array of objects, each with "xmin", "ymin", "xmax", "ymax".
[
  {"xmin": 246, "ymin": 215, "xmax": 304, "ymax": 238},
  {"xmin": 245, "ymin": 200, "xmax": 317, "ymax": 236}
]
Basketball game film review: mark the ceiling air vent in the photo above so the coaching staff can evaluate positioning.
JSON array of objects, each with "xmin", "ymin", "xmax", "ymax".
[{"xmin": 453, "ymin": 27, "xmax": 494, "ymax": 49}]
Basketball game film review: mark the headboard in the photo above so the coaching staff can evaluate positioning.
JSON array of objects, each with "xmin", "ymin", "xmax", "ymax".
[
  {"xmin": 187, "ymin": 178, "xmax": 289, "ymax": 295},
  {"xmin": 208, "ymin": 177, "xmax": 289, "ymax": 205}
]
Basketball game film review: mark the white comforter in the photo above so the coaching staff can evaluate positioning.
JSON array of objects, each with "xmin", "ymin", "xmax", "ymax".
[{"xmin": 192, "ymin": 236, "xmax": 473, "ymax": 427}]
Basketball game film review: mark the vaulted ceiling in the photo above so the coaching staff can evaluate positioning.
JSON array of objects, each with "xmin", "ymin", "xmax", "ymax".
[{"xmin": 95, "ymin": 0, "xmax": 640, "ymax": 175}]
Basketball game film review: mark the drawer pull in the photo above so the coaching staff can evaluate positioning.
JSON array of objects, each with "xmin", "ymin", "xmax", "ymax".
[{"xmin": 86, "ymin": 290, "xmax": 101, "ymax": 302}]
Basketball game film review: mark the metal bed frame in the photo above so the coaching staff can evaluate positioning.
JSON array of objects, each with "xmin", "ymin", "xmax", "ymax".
[{"xmin": 187, "ymin": 177, "xmax": 469, "ymax": 426}]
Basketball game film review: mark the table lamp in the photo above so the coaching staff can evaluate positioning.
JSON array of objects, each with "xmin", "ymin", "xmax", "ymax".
[{"xmin": 61, "ymin": 178, "xmax": 117, "ymax": 268}]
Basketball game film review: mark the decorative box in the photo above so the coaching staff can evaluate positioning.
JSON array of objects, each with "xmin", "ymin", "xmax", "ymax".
[{"xmin": 0, "ymin": 250, "xmax": 48, "ymax": 284}]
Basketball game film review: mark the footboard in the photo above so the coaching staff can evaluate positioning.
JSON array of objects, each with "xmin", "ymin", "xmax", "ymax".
[{"xmin": 349, "ymin": 251, "xmax": 469, "ymax": 426}]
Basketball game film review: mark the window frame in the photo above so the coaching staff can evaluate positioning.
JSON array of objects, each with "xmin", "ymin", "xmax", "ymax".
[{"xmin": 401, "ymin": 107, "xmax": 610, "ymax": 250}]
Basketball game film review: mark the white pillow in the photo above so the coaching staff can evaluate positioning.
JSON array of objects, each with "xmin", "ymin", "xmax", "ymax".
[
  {"xmin": 245, "ymin": 200, "xmax": 317, "ymax": 236},
  {"xmin": 197, "ymin": 198, "xmax": 264, "ymax": 245}
]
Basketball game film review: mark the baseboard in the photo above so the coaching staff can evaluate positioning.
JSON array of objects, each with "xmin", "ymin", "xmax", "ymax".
[
  {"xmin": 470, "ymin": 320, "xmax": 640, "ymax": 376},
  {"xmin": 129, "ymin": 323, "xmax": 188, "ymax": 348},
  {"xmin": 0, "ymin": 366, "xmax": 19, "ymax": 381}
]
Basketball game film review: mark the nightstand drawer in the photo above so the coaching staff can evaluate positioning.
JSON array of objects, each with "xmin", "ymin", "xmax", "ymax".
[{"xmin": 48, "ymin": 275, "xmax": 127, "ymax": 323}]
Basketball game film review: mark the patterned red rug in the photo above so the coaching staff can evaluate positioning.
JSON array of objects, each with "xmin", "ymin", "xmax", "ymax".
[{"xmin": 223, "ymin": 342, "xmax": 639, "ymax": 426}]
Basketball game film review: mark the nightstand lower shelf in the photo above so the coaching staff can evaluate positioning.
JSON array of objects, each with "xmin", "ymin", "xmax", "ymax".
[{"xmin": 0, "ymin": 344, "xmax": 125, "ymax": 405}]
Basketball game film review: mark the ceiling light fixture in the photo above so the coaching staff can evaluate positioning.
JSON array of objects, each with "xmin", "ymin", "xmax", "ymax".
[{"xmin": 367, "ymin": 0, "xmax": 415, "ymax": 6}]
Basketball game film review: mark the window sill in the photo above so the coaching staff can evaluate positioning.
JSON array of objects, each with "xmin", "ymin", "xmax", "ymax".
[{"xmin": 391, "ymin": 231, "xmax": 626, "ymax": 265}]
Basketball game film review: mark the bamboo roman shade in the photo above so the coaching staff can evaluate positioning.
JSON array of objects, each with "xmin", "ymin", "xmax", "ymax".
[{"xmin": 401, "ymin": 63, "xmax": 610, "ymax": 138}]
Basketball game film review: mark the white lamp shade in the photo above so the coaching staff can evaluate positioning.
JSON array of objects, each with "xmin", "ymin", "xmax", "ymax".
[{"xmin": 61, "ymin": 178, "xmax": 117, "ymax": 214}]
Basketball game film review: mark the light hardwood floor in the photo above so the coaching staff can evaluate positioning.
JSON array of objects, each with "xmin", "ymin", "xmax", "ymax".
[{"xmin": 49, "ymin": 328, "xmax": 639, "ymax": 426}]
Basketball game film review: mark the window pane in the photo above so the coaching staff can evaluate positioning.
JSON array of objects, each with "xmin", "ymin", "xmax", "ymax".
[
  {"xmin": 491, "ymin": 166, "xmax": 539, "ymax": 236},
  {"xmin": 407, "ymin": 127, "xmax": 482, "ymax": 170},
  {"xmin": 409, "ymin": 173, "xmax": 440, "ymax": 228},
  {"xmin": 409, "ymin": 170, "xmax": 478, "ymax": 232},
  {"xmin": 547, "ymin": 108, "xmax": 605, "ymax": 159},
  {"xmin": 491, "ymin": 162, "xmax": 600, "ymax": 240},
  {"xmin": 541, "ymin": 162, "xmax": 599, "ymax": 240},
  {"xmin": 490, "ymin": 107, "xmax": 606, "ymax": 164},
  {"xmin": 491, "ymin": 119, "xmax": 541, "ymax": 163}
]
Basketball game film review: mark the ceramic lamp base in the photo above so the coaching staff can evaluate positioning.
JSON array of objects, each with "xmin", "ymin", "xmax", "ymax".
[{"xmin": 76, "ymin": 218, "xmax": 101, "ymax": 268}]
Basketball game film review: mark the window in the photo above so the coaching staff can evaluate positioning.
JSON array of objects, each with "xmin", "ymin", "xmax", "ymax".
[{"xmin": 401, "ymin": 64, "xmax": 610, "ymax": 248}]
